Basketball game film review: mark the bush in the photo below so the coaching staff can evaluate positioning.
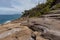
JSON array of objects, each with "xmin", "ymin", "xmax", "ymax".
[
  {"xmin": 53, "ymin": 3, "xmax": 60, "ymax": 9},
  {"xmin": 22, "ymin": 0, "xmax": 56, "ymax": 17}
]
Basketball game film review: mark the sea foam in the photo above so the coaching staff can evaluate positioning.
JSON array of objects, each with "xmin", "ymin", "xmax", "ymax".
[{"xmin": 4, "ymin": 20, "xmax": 11, "ymax": 24}]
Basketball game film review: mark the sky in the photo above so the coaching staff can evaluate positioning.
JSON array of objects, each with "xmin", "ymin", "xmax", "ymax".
[{"xmin": 0, "ymin": 0, "xmax": 46, "ymax": 15}]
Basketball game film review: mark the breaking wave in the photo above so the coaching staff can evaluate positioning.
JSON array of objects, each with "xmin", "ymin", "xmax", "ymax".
[{"xmin": 4, "ymin": 20, "xmax": 11, "ymax": 24}]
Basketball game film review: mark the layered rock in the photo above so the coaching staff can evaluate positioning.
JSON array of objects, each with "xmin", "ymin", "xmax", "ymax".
[
  {"xmin": 0, "ymin": 22, "xmax": 47, "ymax": 40},
  {"xmin": 23, "ymin": 18, "xmax": 60, "ymax": 40}
]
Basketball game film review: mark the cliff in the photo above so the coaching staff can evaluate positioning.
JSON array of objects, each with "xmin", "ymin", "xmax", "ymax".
[
  {"xmin": 0, "ymin": 0, "xmax": 60, "ymax": 40},
  {"xmin": 0, "ymin": 20, "xmax": 48, "ymax": 40}
]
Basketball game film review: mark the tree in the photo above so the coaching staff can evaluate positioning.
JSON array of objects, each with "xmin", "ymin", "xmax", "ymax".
[{"xmin": 22, "ymin": 0, "xmax": 57, "ymax": 17}]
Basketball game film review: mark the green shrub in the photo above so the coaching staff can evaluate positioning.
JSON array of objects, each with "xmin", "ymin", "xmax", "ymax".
[
  {"xmin": 22, "ymin": 0, "xmax": 56, "ymax": 17},
  {"xmin": 53, "ymin": 3, "xmax": 60, "ymax": 9}
]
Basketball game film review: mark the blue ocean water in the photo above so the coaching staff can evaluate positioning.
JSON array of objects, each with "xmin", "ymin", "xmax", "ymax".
[{"xmin": 0, "ymin": 14, "xmax": 21, "ymax": 24}]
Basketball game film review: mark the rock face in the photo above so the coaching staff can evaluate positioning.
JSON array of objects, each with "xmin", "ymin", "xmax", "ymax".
[
  {"xmin": 0, "ymin": 22, "xmax": 47, "ymax": 40},
  {"xmin": 0, "ymin": 23, "xmax": 33, "ymax": 40},
  {"xmin": 42, "ymin": 10, "xmax": 60, "ymax": 19},
  {"xmin": 0, "ymin": 17, "xmax": 60, "ymax": 40},
  {"xmin": 1, "ymin": 9, "xmax": 60, "ymax": 40},
  {"xmin": 24, "ymin": 18, "xmax": 60, "ymax": 40},
  {"xmin": 55, "ymin": 0, "xmax": 60, "ymax": 4}
]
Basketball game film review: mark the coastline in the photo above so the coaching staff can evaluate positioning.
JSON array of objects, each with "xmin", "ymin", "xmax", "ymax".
[{"xmin": 0, "ymin": 16, "xmax": 60, "ymax": 40}]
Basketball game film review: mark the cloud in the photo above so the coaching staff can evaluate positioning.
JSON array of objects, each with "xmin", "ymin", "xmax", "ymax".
[
  {"xmin": 0, "ymin": 0, "xmax": 46, "ymax": 14},
  {"xmin": 11, "ymin": 0, "xmax": 46, "ymax": 12},
  {"xmin": 0, "ymin": 7, "xmax": 19, "ymax": 11},
  {"xmin": 0, "ymin": 0, "xmax": 12, "ymax": 8},
  {"xmin": 0, "ymin": 7, "xmax": 20, "ymax": 15},
  {"xmin": 11, "ymin": 0, "xmax": 37, "ymax": 12}
]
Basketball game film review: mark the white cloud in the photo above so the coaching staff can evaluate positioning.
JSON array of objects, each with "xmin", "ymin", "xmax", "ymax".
[
  {"xmin": 11, "ymin": 0, "xmax": 46, "ymax": 12},
  {"xmin": 0, "ymin": 0, "xmax": 46, "ymax": 14},
  {"xmin": 0, "ymin": 7, "xmax": 19, "ymax": 11},
  {"xmin": 0, "ymin": 7, "xmax": 20, "ymax": 15}
]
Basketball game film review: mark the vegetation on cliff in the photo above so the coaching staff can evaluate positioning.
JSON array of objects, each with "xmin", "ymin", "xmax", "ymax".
[{"xmin": 22, "ymin": 0, "xmax": 60, "ymax": 17}]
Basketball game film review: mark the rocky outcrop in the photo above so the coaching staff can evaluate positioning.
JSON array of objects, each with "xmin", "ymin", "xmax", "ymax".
[
  {"xmin": 21, "ymin": 18, "xmax": 60, "ymax": 40},
  {"xmin": 0, "ymin": 23, "xmax": 33, "ymax": 40},
  {"xmin": 0, "ymin": 22, "xmax": 47, "ymax": 40},
  {"xmin": 42, "ymin": 10, "xmax": 60, "ymax": 19},
  {"xmin": 55, "ymin": 0, "xmax": 60, "ymax": 4},
  {"xmin": 0, "ymin": 17, "xmax": 60, "ymax": 40}
]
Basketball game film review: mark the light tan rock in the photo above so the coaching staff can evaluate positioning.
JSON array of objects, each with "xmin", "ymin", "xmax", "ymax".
[
  {"xmin": 36, "ymin": 36, "xmax": 47, "ymax": 40},
  {"xmin": 0, "ymin": 23, "xmax": 33, "ymax": 40}
]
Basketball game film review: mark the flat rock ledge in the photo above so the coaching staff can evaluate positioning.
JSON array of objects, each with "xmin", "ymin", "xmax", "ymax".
[
  {"xmin": 0, "ymin": 18, "xmax": 60, "ymax": 40},
  {"xmin": 0, "ymin": 23, "xmax": 47, "ymax": 40},
  {"xmin": 21, "ymin": 18, "xmax": 60, "ymax": 40}
]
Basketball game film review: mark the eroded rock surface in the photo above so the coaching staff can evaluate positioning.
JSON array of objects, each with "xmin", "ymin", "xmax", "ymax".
[
  {"xmin": 0, "ymin": 17, "xmax": 60, "ymax": 40},
  {"xmin": 26, "ymin": 18, "xmax": 60, "ymax": 40},
  {"xmin": 0, "ymin": 23, "xmax": 33, "ymax": 40}
]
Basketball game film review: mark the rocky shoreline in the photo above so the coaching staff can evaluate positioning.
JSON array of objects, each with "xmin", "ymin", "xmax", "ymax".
[{"xmin": 0, "ymin": 17, "xmax": 60, "ymax": 40}]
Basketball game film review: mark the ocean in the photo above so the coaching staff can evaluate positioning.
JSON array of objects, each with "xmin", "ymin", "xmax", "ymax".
[{"xmin": 0, "ymin": 14, "xmax": 21, "ymax": 24}]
